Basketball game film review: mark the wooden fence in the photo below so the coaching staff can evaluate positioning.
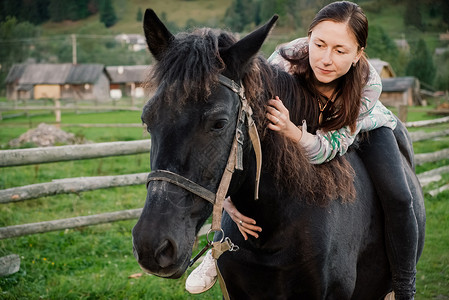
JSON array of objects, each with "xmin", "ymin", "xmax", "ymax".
[
  {"xmin": 1, "ymin": 117, "xmax": 448, "ymax": 240},
  {"xmin": 0, "ymin": 97, "xmax": 148, "ymax": 122}
]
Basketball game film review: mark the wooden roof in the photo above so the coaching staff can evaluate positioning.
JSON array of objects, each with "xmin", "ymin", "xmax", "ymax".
[
  {"xmin": 5, "ymin": 63, "xmax": 106, "ymax": 85},
  {"xmin": 106, "ymin": 65, "xmax": 149, "ymax": 84},
  {"xmin": 381, "ymin": 77, "xmax": 416, "ymax": 92},
  {"xmin": 4, "ymin": 64, "xmax": 28, "ymax": 84},
  {"xmin": 368, "ymin": 58, "xmax": 395, "ymax": 78},
  {"xmin": 66, "ymin": 64, "xmax": 105, "ymax": 84}
]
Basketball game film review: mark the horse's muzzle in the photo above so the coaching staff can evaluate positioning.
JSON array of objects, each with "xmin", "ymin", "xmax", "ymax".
[{"xmin": 132, "ymin": 228, "xmax": 188, "ymax": 278}]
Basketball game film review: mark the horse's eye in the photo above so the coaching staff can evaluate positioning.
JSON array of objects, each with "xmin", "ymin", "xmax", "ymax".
[{"xmin": 212, "ymin": 119, "xmax": 227, "ymax": 131}]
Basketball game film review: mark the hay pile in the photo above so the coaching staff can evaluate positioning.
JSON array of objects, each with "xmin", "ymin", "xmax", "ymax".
[{"xmin": 9, "ymin": 123, "xmax": 87, "ymax": 148}]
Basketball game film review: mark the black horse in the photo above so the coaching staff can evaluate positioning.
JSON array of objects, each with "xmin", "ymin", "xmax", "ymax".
[{"xmin": 132, "ymin": 9, "xmax": 425, "ymax": 299}]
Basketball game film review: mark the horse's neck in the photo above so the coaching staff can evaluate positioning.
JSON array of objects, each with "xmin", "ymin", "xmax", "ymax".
[{"xmin": 269, "ymin": 69, "xmax": 310, "ymax": 127}]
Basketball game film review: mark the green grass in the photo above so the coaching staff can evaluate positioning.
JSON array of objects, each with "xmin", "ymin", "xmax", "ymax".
[
  {"xmin": 365, "ymin": 3, "xmax": 407, "ymax": 36},
  {"xmin": 0, "ymin": 223, "xmax": 223, "ymax": 300},
  {"xmin": 416, "ymin": 193, "xmax": 449, "ymax": 299},
  {"xmin": 1, "ymin": 109, "xmax": 449, "ymax": 299},
  {"xmin": 0, "ymin": 110, "xmax": 147, "ymax": 149}
]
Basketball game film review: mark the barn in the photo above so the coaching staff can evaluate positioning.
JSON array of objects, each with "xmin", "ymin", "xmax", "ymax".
[{"xmin": 5, "ymin": 63, "xmax": 110, "ymax": 101}]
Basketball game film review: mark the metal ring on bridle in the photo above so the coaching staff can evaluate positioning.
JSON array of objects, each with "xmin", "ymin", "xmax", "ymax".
[{"xmin": 207, "ymin": 228, "xmax": 225, "ymax": 244}]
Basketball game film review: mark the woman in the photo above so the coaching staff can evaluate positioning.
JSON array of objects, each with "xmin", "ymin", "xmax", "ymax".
[{"xmin": 186, "ymin": 2, "xmax": 418, "ymax": 299}]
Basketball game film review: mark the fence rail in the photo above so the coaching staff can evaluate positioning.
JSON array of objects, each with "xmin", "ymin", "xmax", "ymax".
[
  {"xmin": 1, "ymin": 116, "xmax": 448, "ymax": 240},
  {"xmin": 0, "ymin": 123, "xmax": 144, "ymax": 128},
  {"xmin": 0, "ymin": 173, "xmax": 147, "ymax": 204},
  {"xmin": 0, "ymin": 105, "xmax": 142, "ymax": 112},
  {"xmin": 405, "ymin": 116, "xmax": 449, "ymax": 127},
  {"xmin": 0, "ymin": 209, "xmax": 143, "ymax": 239},
  {"xmin": 0, "ymin": 140, "xmax": 150, "ymax": 167}
]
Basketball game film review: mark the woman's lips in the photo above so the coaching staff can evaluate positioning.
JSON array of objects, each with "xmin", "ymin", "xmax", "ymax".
[{"xmin": 317, "ymin": 67, "xmax": 333, "ymax": 74}]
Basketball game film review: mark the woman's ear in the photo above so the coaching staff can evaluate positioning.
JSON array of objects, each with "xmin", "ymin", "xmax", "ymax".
[{"xmin": 353, "ymin": 47, "xmax": 365, "ymax": 65}]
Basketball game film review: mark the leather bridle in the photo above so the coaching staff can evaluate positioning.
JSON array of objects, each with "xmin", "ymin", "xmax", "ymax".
[{"xmin": 146, "ymin": 74, "xmax": 262, "ymax": 232}]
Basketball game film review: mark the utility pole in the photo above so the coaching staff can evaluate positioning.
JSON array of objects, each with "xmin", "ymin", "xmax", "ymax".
[{"xmin": 71, "ymin": 34, "xmax": 77, "ymax": 65}]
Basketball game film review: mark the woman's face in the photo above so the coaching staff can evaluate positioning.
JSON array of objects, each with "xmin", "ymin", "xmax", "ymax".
[{"xmin": 308, "ymin": 20, "xmax": 363, "ymax": 84}]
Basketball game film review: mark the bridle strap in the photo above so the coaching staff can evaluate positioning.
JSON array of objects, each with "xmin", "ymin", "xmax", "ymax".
[
  {"xmin": 217, "ymin": 74, "xmax": 245, "ymax": 100},
  {"xmin": 218, "ymin": 74, "xmax": 262, "ymax": 200},
  {"xmin": 146, "ymin": 170, "xmax": 216, "ymax": 204},
  {"xmin": 211, "ymin": 133, "xmax": 238, "ymax": 230}
]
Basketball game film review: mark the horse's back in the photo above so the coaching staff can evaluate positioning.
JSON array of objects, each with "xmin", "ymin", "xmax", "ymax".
[
  {"xmin": 345, "ymin": 151, "xmax": 392, "ymax": 299},
  {"xmin": 221, "ymin": 151, "xmax": 392, "ymax": 299},
  {"xmin": 220, "ymin": 125, "xmax": 425, "ymax": 299}
]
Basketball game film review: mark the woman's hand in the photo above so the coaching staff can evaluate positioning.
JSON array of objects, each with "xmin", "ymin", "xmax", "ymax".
[
  {"xmin": 266, "ymin": 96, "xmax": 302, "ymax": 143},
  {"xmin": 223, "ymin": 197, "xmax": 262, "ymax": 240}
]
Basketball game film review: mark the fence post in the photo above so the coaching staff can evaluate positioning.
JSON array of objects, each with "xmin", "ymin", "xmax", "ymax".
[
  {"xmin": 54, "ymin": 98, "xmax": 61, "ymax": 127},
  {"xmin": 131, "ymin": 82, "xmax": 135, "ymax": 107},
  {"xmin": 398, "ymin": 105, "xmax": 408, "ymax": 122}
]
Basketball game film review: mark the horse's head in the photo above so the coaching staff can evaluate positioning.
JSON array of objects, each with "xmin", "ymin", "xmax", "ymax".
[{"xmin": 132, "ymin": 9, "xmax": 278, "ymax": 278}]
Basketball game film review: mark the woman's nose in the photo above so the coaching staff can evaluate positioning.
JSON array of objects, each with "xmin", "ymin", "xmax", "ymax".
[{"xmin": 321, "ymin": 50, "xmax": 332, "ymax": 65}]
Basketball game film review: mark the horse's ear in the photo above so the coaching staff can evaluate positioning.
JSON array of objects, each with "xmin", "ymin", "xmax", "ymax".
[
  {"xmin": 221, "ymin": 15, "xmax": 278, "ymax": 77},
  {"xmin": 143, "ymin": 9, "xmax": 174, "ymax": 61}
]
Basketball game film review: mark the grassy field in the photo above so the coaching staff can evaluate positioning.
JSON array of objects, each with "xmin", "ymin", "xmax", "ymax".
[{"xmin": 0, "ymin": 108, "xmax": 448, "ymax": 299}]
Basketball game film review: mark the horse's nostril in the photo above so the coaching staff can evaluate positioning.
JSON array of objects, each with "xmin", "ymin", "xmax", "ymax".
[{"xmin": 154, "ymin": 239, "xmax": 176, "ymax": 268}]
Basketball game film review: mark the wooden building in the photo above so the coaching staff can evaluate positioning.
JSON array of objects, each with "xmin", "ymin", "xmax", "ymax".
[
  {"xmin": 5, "ymin": 63, "xmax": 110, "ymax": 101},
  {"xmin": 368, "ymin": 58, "xmax": 395, "ymax": 79},
  {"xmin": 379, "ymin": 76, "xmax": 422, "ymax": 107},
  {"xmin": 106, "ymin": 65, "xmax": 149, "ymax": 99},
  {"xmin": 367, "ymin": 59, "xmax": 422, "ymax": 107}
]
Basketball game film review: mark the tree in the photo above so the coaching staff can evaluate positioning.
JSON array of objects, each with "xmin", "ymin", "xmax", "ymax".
[
  {"xmin": 404, "ymin": 0, "xmax": 423, "ymax": 29},
  {"xmin": 366, "ymin": 25, "xmax": 405, "ymax": 75},
  {"xmin": 433, "ymin": 51, "xmax": 449, "ymax": 91},
  {"xmin": 100, "ymin": 0, "xmax": 117, "ymax": 28},
  {"xmin": 259, "ymin": 0, "xmax": 301, "ymax": 29},
  {"xmin": 224, "ymin": 0, "xmax": 248, "ymax": 32},
  {"xmin": 1, "ymin": 0, "xmax": 50, "ymax": 24},
  {"xmin": 259, "ymin": 0, "xmax": 276, "ymax": 24},
  {"xmin": 0, "ymin": 17, "xmax": 39, "ymax": 95},
  {"xmin": 406, "ymin": 39, "xmax": 435, "ymax": 86},
  {"xmin": 136, "ymin": 7, "xmax": 143, "ymax": 22}
]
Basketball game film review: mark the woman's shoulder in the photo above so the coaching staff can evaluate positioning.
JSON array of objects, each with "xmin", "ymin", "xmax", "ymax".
[
  {"xmin": 268, "ymin": 37, "xmax": 307, "ymax": 70},
  {"xmin": 277, "ymin": 37, "xmax": 308, "ymax": 58}
]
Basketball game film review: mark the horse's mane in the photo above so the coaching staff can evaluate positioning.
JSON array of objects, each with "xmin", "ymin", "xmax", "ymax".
[{"xmin": 146, "ymin": 28, "xmax": 355, "ymax": 206}]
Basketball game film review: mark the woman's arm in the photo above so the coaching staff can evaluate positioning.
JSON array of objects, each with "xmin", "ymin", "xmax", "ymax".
[
  {"xmin": 299, "ymin": 62, "xmax": 384, "ymax": 164},
  {"xmin": 269, "ymin": 62, "xmax": 395, "ymax": 164}
]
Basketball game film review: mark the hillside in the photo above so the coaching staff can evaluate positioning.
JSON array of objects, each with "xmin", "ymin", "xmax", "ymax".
[
  {"xmin": 2, "ymin": 0, "xmax": 448, "ymax": 91},
  {"xmin": 41, "ymin": 0, "xmax": 233, "ymax": 35},
  {"xmin": 39, "ymin": 0, "xmax": 446, "ymax": 53}
]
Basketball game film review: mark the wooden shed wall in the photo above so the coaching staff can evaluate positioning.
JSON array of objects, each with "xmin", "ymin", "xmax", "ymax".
[{"xmin": 34, "ymin": 85, "xmax": 61, "ymax": 99}]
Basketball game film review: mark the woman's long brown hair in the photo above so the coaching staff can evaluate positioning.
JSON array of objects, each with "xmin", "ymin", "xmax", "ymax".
[{"xmin": 282, "ymin": 1, "xmax": 370, "ymax": 134}]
